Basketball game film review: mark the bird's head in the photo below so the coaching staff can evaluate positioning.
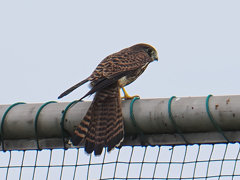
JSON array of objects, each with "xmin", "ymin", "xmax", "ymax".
[{"xmin": 132, "ymin": 43, "xmax": 158, "ymax": 62}]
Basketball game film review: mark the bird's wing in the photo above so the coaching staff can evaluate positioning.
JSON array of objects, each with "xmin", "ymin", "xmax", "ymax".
[
  {"xmin": 58, "ymin": 78, "xmax": 89, "ymax": 99},
  {"xmin": 79, "ymin": 51, "xmax": 151, "ymax": 100},
  {"xmin": 103, "ymin": 50, "xmax": 151, "ymax": 77},
  {"xmin": 79, "ymin": 69, "xmax": 132, "ymax": 101},
  {"xmin": 58, "ymin": 46, "xmax": 151, "ymax": 100}
]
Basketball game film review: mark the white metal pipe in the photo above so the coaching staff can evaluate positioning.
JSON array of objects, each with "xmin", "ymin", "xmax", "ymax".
[{"xmin": 0, "ymin": 95, "xmax": 239, "ymax": 150}]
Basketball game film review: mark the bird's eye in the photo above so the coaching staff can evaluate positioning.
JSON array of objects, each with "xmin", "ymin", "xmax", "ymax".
[{"xmin": 148, "ymin": 49, "xmax": 153, "ymax": 54}]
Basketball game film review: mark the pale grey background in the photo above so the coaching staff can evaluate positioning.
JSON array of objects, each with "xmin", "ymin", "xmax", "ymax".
[
  {"xmin": 1, "ymin": 1, "xmax": 240, "ymax": 104},
  {"xmin": 1, "ymin": 1, "xmax": 240, "ymax": 179}
]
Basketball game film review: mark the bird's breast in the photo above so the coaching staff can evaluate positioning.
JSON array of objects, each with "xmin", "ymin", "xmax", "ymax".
[
  {"xmin": 118, "ymin": 62, "xmax": 150, "ymax": 87},
  {"xmin": 118, "ymin": 69, "xmax": 144, "ymax": 87},
  {"xmin": 118, "ymin": 76, "xmax": 130, "ymax": 87}
]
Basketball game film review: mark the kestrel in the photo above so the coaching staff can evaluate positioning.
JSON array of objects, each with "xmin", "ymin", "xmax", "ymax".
[{"xmin": 58, "ymin": 43, "xmax": 158, "ymax": 155}]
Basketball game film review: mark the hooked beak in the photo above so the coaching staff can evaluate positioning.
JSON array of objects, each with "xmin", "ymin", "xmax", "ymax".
[{"xmin": 153, "ymin": 53, "xmax": 158, "ymax": 61}]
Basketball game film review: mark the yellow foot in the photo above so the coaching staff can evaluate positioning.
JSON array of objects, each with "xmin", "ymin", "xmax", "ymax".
[
  {"xmin": 121, "ymin": 87, "xmax": 140, "ymax": 100},
  {"xmin": 121, "ymin": 94, "xmax": 140, "ymax": 100}
]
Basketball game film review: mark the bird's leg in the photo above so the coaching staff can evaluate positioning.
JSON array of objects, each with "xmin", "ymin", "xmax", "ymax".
[{"xmin": 121, "ymin": 87, "xmax": 140, "ymax": 100}]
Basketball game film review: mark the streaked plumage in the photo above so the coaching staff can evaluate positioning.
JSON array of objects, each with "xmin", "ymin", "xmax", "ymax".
[{"xmin": 58, "ymin": 43, "xmax": 158, "ymax": 155}]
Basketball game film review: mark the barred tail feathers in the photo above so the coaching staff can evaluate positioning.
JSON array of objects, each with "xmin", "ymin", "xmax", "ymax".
[
  {"xmin": 106, "ymin": 90, "xmax": 124, "ymax": 152},
  {"xmin": 70, "ymin": 105, "xmax": 92, "ymax": 146},
  {"xmin": 85, "ymin": 82, "xmax": 124, "ymax": 155}
]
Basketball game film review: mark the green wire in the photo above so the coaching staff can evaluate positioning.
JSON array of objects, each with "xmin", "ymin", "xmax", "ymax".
[
  {"xmin": 61, "ymin": 100, "xmax": 79, "ymax": 149},
  {"xmin": 168, "ymin": 96, "xmax": 189, "ymax": 144},
  {"xmin": 34, "ymin": 101, "xmax": 57, "ymax": 150},
  {"xmin": 1, "ymin": 102, "xmax": 26, "ymax": 152},
  {"xmin": 206, "ymin": 94, "xmax": 229, "ymax": 142},
  {"xmin": 130, "ymin": 97, "xmax": 150, "ymax": 145}
]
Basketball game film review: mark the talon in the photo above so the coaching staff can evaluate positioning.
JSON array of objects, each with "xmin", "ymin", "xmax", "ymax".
[
  {"xmin": 121, "ymin": 87, "xmax": 140, "ymax": 100},
  {"xmin": 122, "ymin": 95, "xmax": 140, "ymax": 100}
]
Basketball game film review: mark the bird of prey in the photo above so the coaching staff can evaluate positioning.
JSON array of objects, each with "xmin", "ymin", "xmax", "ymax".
[{"xmin": 58, "ymin": 43, "xmax": 158, "ymax": 155}]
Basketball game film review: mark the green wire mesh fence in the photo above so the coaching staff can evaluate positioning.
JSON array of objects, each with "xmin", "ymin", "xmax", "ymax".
[{"xmin": 1, "ymin": 143, "xmax": 240, "ymax": 180}]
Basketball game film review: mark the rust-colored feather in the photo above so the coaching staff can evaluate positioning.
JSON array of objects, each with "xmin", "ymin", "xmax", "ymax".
[
  {"xmin": 70, "ymin": 104, "xmax": 92, "ymax": 145},
  {"xmin": 72, "ymin": 82, "xmax": 123, "ymax": 155},
  {"xmin": 59, "ymin": 43, "xmax": 158, "ymax": 155}
]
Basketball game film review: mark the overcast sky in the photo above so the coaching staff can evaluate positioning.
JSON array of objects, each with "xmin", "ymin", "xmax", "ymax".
[
  {"xmin": 1, "ymin": 1, "xmax": 240, "ymax": 104},
  {"xmin": 1, "ymin": 1, "xmax": 240, "ymax": 179}
]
